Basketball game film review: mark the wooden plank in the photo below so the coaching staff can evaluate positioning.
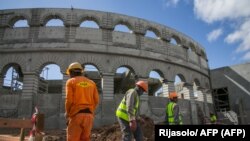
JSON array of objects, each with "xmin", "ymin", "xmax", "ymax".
[{"xmin": 0, "ymin": 118, "xmax": 32, "ymax": 129}]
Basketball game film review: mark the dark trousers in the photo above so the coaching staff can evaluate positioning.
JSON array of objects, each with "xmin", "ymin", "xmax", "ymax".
[{"xmin": 117, "ymin": 117, "xmax": 143, "ymax": 141}]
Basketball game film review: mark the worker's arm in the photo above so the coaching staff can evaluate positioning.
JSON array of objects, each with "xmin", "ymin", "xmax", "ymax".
[
  {"xmin": 126, "ymin": 90, "xmax": 136, "ymax": 121},
  {"xmin": 173, "ymin": 104, "xmax": 180, "ymax": 125},
  {"xmin": 65, "ymin": 79, "xmax": 73, "ymax": 117}
]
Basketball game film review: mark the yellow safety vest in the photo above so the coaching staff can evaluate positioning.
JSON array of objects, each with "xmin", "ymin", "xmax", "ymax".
[
  {"xmin": 116, "ymin": 93, "xmax": 139, "ymax": 121},
  {"xmin": 166, "ymin": 102, "xmax": 183, "ymax": 125},
  {"xmin": 210, "ymin": 115, "xmax": 217, "ymax": 123}
]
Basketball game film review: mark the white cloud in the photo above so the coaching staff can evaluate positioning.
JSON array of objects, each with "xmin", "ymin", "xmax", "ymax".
[
  {"xmin": 242, "ymin": 52, "xmax": 250, "ymax": 60},
  {"xmin": 207, "ymin": 28, "xmax": 223, "ymax": 42},
  {"xmin": 194, "ymin": 0, "xmax": 250, "ymax": 23},
  {"xmin": 225, "ymin": 19, "xmax": 250, "ymax": 53},
  {"xmin": 163, "ymin": 0, "xmax": 180, "ymax": 7},
  {"xmin": 194, "ymin": 0, "xmax": 250, "ymax": 60}
]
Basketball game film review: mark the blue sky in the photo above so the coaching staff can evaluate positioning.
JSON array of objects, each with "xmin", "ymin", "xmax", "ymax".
[{"xmin": 1, "ymin": 0, "xmax": 250, "ymax": 69}]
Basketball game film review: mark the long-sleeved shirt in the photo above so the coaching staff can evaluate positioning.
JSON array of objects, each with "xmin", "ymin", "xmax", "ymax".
[
  {"xmin": 65, "ymin": 76, "xmax": 99, "ymax": 118},
  {"xmin": 125, "ymin": 89, "xmax": 140, "ymax": 121},
  {"xmin": 173, "ymin": 104, "xmax": 180, "ymax": 124}
]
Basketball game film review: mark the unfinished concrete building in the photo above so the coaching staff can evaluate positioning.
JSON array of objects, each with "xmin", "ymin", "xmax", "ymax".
[
  {"xmin": 0, "ymin": 8, "xmax": 213, "ymax": 129},
  {"xmin": 210, "ymin": 63, "xmax": 250, "ymax": 124}
]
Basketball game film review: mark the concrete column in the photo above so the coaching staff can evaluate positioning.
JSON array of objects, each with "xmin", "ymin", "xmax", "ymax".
[
  {"xmin": 0, "ymin": 73, "xmax": 3, "ymax": 88},
  {"xmin": 138, "ymin": 77, "xmax": 151, "ymax": 116},
  {"xmin": 18, "ymin": 72, "xmax": 39, "ymax": 118},
  {"xmin": 102, "ymin": 73, "xmax": 114, "ymax": 100},
  {"xmin": 135, "ymin": 34, "xmax": 144, "ymax": 49},
  {"xmin": 185, "ymin": 85, "xmax": 199, "ymax": 124},
  {"xmin": 195, "ymin": 90, "xmax": 204, "ymax": 102},
  {"xmin": 65, "ymin": 11, "xmax": 77, "ymax": 42},
  {"xmin": 198, "ymin": 55, "xmax": 202, "ymax": 68},
  {"xmin": 102, "ymin": 29, "xmax": 113, "ymax": 43},
  {"xmin": 66, "ymin": 26, "xmax": 76, "ymax": 42},
  {"xmin": 100, "ymin": 73, "xmax": 116, "ymax": 125},
  {"xmin": 203, "ymin": 90, "xmax": 210, "ymax": 117},
  {"xmin": 59, "ymin": 73, "xmax": 69, "ymax": 128},
  {"xmin": 0, "ymin": 28, "xmax": 5, "ymax": 44},
  {"xmin": 206, "ymin": 92, "xmax": 213, "ymax": 104},
  {"xmin": 162, "ymin": 83, "xmax": 175, "ymax": 97}
]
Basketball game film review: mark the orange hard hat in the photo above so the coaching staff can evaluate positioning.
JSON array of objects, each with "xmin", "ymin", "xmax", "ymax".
[
  {"xmin": 169, "ymin": 92, "xmax": 178, "ymax": 100},
  {"xmin": 136, "ymin": 81, "xmax": 148, "ymax": 92},
  {"xmin": 66, "ymin": 62, "xmax": 83, "ymax": 75}
]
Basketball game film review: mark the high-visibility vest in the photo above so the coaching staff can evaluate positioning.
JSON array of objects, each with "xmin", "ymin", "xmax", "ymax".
[
  {"xmin": 116, "ymin": 92, "xmax": 139, "ymax": 121},
  {"xmin": 166, "ymin": 102, "xmax": 183, "ymax": 125},
  {"xmin": 210, "ymin": 115, "xmax": 217, "ymax": 123}
]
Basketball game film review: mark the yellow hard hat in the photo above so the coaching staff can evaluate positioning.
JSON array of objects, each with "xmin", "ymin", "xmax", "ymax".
[
  {"xmin": 169, "ymin": 92, "xmax": 178, "ymax": 100},
  {"xmin": 66, "ymin": 62, "xmax": 83, "ymax": 75},
  {"xmin": 136, "ymin": 81, "xmax": 148, "ymax": 92}
]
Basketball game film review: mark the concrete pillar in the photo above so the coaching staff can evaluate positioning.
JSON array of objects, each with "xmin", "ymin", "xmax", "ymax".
[
  {"xmin": 135, "ymin": 34, "xmax": 144, "ymax": 49},
  {"xmin": 138, "ymin": 77, "xmax": 151, "ymax": 116},
  {"xmin": 65, "ymin": 11, "xmax": 77, "ymax": 42},
  {"xmin": 198, "ymin": 55, "xmax": 202, "ymax": 68},
  {"xmin": 206, "ymin": 93, "xmax": 213, "ymax": 104},
  {"xmin": 195, "ymin": 90, "xmax": 204, "ymax": 102},
  {"xmin": 203, "ymin": 90, "xmax": 210, "ymax": 117},
  {"xmin": 100, "ymin": 73, "xmax": 116, "ymax": 125},
  {"xmin": 66, "ymin": 26, "xmax": 76, "ymax": 42},
  {"xmin": 185, "ymin": 85, "xmax": 199, "ymax": 124},
  {"xmin": 102, "ymin": 29, "xmax": 113, "ymax": 43},
  {"xmin": 0, "ymin": 28, "xmax": 5, "ymax": 44},
  {"xmin": 18, "ymin": 72, "xmax": 39, "ymax": 118},
  {"xmin": 59, "ymin": 73, "xmax": 69, "ymax": 128},
  {"xmin": 0, "ymin": 73, "xmax": 3, "ymax": 88},
  {"xmin": 162, "ymin": 83, "xmax": 175, "ymax": 97},
  {"xmin": 102, "ymin": 73, "xmax": 114, "ymax": 100}
]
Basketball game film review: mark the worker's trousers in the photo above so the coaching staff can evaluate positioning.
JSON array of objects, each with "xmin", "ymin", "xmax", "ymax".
[
  {"xmin": 117, "ymin": 117, "xmax": 143, "ymax": 141},
  {"xmin": 67, "ymin": 113, "xmax": 93, "ymax": 141}
]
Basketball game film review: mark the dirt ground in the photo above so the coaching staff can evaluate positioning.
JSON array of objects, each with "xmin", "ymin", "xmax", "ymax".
[
  {"xmin": 91, "ymin": 115, "xmax": 154, "ymax": 141},
  {"xmin": 0, "ymin": 115, "xmax": 155, "ymax": 141}
]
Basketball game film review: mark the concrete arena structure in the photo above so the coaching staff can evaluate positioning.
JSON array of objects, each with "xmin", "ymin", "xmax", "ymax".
[{"xmin": 0, "ymin": 8, "xmax": 213, "ymax": 128}]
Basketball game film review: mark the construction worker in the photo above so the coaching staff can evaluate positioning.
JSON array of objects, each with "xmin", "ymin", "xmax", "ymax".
[
  {"xmin": 165, "ymin": 92, "xmax": 183, "ymax": 125},
  {"xmin": 116, "ymin": 80, "xmax": 148, "ymax": 141},
  {"xmin": 65, "ymin": 62, "xmax": 99, "ymax": 141},
  {"xmin": 210, "ymin": 112, "xmax": 217, "ymax": 124}
]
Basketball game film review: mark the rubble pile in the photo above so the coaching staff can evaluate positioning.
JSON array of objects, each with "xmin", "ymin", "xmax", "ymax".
[{"xmin": 91, "ymin": 115, "xmax": 154, "ymax": 141}]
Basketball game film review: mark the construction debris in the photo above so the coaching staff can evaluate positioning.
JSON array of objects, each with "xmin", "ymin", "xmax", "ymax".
[
  {"xmin": 0, "ymin": 115, "xmax": 155, "ymax": 141},
  {"xmin": 91, "ymin": 116, "xmax": 154, "ymax": 141}
]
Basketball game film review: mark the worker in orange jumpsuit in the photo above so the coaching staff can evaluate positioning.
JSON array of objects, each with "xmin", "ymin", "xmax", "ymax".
[{"xmin": 65, "ymin": 62, "xmax": 99, "ymax": 141}]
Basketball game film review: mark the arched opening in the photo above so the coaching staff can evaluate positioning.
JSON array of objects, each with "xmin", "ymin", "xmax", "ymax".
[
  {"xmin": 45, "ymin": 19, "xmax": 64, "ymax": 27},
  {"xmin": 145, "ymin": 30, "xmax": 158, "ymax": 39},
  {"xmin": 193, "ymin": 78, "xmax": 201, "ymax": 99},
  {"xmin": 189, "ymin": 43, "xmax": 196, "ymax": 52},
  {"xmin": 148, "ymin": 70, "xmax": 163, "ymax": 96},
  {"xmin": 2, "ymin": 65, "xmax": 23, "ymax": 94},
  {"xmin": 38, "ymin": 64, "xmax": 63, "ymax": 94},
  {"xmin": 174, "ymin": 74, "xmax": 185, "ymax": 98},
  {"xmin": 170, "ymin": 38, "xmax": 178, "ymax": 45},
  {"xmin": 80, "ymin": 20, "xmax": 99, "ymax": 28},
  {"xmin": 83, "ymin": 64, "xmax": 102, "ymax": 94},
  {"xmin": 200, "ymin": 50, "xmax": 207, "ymax": 59},
  {"xmin": 170, "ymin": 35, "xmax": 181, "ymax": 45},
  {"xmin": 115, "ymin": 66, "xmax": 136, "ymax": 94},
  {"xmin": 114, "ymin": 24, "xmax": 131, "ymax": 33},
  {"xmin": 13, "ymin": 20, "xmax": 29, "ymax": 28}
]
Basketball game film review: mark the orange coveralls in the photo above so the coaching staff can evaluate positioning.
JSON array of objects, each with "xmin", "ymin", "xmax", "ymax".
[{"xmin": 65, "ymin": 76, "xmax": 99, "ymax": 141}]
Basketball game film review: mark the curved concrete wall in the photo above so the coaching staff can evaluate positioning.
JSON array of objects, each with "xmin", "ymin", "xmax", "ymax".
[{"xmin": 0, "ymin": 8, "xmax": 213, "ymax": 128}]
